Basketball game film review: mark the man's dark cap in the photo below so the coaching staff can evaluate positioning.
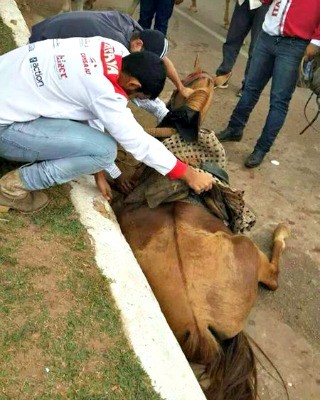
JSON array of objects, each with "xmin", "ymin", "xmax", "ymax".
[
  {"xmin": 122, "ymin": 51, "xmax": 166, "ymax": 99},
  {"xmin": 139, "ymin": 29, "xmax": 169, "ymax": 59}
]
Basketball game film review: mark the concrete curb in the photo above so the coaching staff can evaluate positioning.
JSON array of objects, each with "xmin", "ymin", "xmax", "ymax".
[
  {"xmin": 70, "ymin": 176, "xmax": 206, "ymax": 400},
  {"xmin": 0, "ymin": 2, "xmax": 206, "ymax": 399},
  {"xmin": 0, "ymin": 0, "xmax": 30, "ymax": 46}
]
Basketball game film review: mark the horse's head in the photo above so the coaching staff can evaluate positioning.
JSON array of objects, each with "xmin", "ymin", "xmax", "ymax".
[
  {"xmin": 148, "ymin": 55, "xmax": 215, "ymax": 141},
  {"xmin": 169, "ymin": 54, "xmax": 215, "ymax": 126}
]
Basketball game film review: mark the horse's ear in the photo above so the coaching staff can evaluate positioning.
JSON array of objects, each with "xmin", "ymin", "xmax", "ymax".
[{"xmin": 194, "ymin": 53, "xmax": 202, "ymax": 74}]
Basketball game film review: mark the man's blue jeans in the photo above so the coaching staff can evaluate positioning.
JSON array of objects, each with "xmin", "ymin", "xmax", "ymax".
[
  {"xmin": 138, "ymin": 0, "xmax": 175, "ymax": 35},
  {"xmin": 216, "ymin": 1, "xmax": 268, "ymax": 88},
  {"xmin": 229, "ymin": 31, "xmax": 308, "ymax": 153},
  {"xmin": 0, "ymin": 118, "xmax": 117, "ymax": 190}
]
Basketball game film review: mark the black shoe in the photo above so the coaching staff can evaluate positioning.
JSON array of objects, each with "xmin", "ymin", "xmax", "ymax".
[
  {"xmin": 245, "ymin": 149, "xmax": 266, "ymax": 168},
  {"xmin": 216, "ymin": 126, "xmax": 243, "ymax": 142}
]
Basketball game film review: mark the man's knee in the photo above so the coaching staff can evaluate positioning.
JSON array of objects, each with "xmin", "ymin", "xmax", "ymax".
[{"xmin": 94, "ymin": 138, "xmax": 117, "ymax": 166}]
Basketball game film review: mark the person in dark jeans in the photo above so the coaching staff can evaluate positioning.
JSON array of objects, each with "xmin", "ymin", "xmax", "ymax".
[
  {"xmin": 138, "ymin": 0, "xmax": 176, "ymax": 36},
  {"xmin": 217, "ymin": 0, "xmax": 320, "ymax": 168},
  {"xmin": 215, "ymin": 0, "xmax": 269, "ymax": 96}
]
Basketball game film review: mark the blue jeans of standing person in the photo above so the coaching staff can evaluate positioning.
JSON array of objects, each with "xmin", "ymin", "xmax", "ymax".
[
  {"xmin": 0, "ymin": 117, "xmax": 117, "ymax": 190},
  {"xmin": 138, "ymin": 0, "xmax": 175, "ymax": 35},
  {"xmin": 216, "ymin": 0, "xmax": 268, "ymax": 89},
  {"xmin": 228, "ymin": 31, "xmax": 308, "ymax": 153}
]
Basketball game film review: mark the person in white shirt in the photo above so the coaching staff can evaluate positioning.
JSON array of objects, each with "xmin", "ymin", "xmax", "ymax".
[
  {"xmin": 217, "ymin": 0, "xmax": 320, "ymax": 168},
  {"xmin": 0, "ymin": 37, "xmax": 214, "ymax": 213},
  {"xmin": 215, "ymin": 0, "xmax": 269, "ymax": 96},
  {"xmin": 29, "ymin": 10, "xmax": 194, "ymax": 121}
]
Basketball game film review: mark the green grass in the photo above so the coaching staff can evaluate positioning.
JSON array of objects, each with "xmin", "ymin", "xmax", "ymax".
[
  {"xmin": 0, "ymin": 18, "xmax": 162, "ymax": 400},
  {"xmin": 0, "ymin": 185, "xmax": 163, "ymax": 400},
  {"xmin": 0, "ymin": 17, "xmax": 16, "ymax": 55}
]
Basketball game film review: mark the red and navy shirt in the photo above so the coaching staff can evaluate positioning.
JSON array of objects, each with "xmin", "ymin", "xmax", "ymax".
[{"xmin": 261, "ymin": 0, "xmax": 320, "ymax": 46}]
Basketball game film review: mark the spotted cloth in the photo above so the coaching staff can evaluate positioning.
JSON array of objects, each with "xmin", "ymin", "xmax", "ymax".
[{"xmin": 119, "ymin": 129, "xmax": 256, "ymax": 233}]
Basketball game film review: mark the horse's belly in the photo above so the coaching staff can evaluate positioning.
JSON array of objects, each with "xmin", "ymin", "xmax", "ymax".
[{"xmin": 119, "ymin": 202, "xmax": 259, "ymax": 339}]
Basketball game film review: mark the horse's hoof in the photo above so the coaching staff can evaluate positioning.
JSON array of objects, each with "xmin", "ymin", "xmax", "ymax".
[
  {"xmin": 274, "ymin": 223, "xmax": 291, "ymax": 241},
  {"xmin": 188, "ymin": 6, "xmax": 198, "ymax": 12}
]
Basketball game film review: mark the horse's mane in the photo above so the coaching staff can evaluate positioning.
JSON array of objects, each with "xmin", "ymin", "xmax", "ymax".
[{"xmin": 182, "ymin": 328, "xmax": 257, "ymax": 400}]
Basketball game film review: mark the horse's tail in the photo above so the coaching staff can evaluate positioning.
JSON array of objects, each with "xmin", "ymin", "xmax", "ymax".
[{"xmin": 183, "ymin": 327, "xmax": 257, "ymax": 400}]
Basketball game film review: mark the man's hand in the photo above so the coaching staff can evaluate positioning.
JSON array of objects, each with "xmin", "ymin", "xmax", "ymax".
[
  {"xmin": 304, "ymin": 43, "xmax": 320, "ymax": 61},
  {"xmin": 179, "ymin": 86, "xmax": 194, "ymax": 99},
  {"xmin": 114, "ymin": 175, "xmax": 135, "ymax": 195},
  {"xmin": 179, "ymin": 165, "xmax": 214, "ymax": 194},
  {"xmin": 94, "ymin": 171, "xmax": 112, "ymax": 201}
]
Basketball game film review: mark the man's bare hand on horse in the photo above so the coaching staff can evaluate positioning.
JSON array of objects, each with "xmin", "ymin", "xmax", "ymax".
[
  {"xmin": 179, "ymin": 86, "xmax": 195, "ymax": 99},
  {"xmin": 114, "ymin": 175, "xmax": 136, "ymax": 195},
  {"xmin": 180, "ymin": 166, "xmax": 214, "ymax": 194},
  {"xmin": 94, "ymin": 171, "xmax": 113, "ymax": 201}
]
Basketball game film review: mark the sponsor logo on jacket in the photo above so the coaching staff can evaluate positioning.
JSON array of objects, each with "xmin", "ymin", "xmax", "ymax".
[
  {"xmin": 53, "ymin": 39, "xmax": 61, "ymax": 48},
  {"xmin": 101, "ymin": 42, "xmax": 119, "ymax": 76},
  {"xmin": 29, "ymin": 57, "xmax": 44, "ymax": 87},
  {"xmin": 100, "ymin": 41, "xmax": 126, "ymax": 97},
  {"xmin": 54, "ymin": 55, "xmax": 68, "ymax": 79},
  {"xmin": 81, "ymin": 53, "xmax": 91, "ymax": 75},
  {"xmin": 79, "ymin": 38, "xmax": 90, "ymax": 48},
  {"xmin": 89, "ymin": 57, "xmax": 98, "ymax": 68},
  {"xmin": 271, "ymin": 0, "xmax": 281, "ymax": 16}
]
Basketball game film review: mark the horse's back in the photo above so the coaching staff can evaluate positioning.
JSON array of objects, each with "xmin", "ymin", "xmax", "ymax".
[{"xmin": 119, "ymin": 201, "xmax": 259, "ymax": 340}]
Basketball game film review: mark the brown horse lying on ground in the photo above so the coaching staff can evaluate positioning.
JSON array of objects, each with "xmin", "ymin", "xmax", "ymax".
[
  {"xmin": 117, "ymin": 202, "xmax": 289, "ymax": 400},
  {"xmin": 110, "ymin": 57, "xmax": 290, "ymax": 400}
]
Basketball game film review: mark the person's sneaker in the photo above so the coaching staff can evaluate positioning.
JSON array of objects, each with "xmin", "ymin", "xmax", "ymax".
[
  {"xmin": 244, "ymin": 148, "xmax": 266, "ymax": 168},
  {"xmin": 214, "ymin": 72, "xmax": 232, "ymax": 89},
  {"xmin": 216, "ymin": 126, "xmax": 243, "ymax": 142}
]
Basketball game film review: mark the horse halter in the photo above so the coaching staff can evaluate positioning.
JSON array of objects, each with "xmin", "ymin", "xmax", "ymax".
[{"xmin": 156, "ymin": 70, "xmax": 215, "ymax": 141}]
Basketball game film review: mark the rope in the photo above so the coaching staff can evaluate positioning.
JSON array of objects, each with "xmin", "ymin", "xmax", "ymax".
[{"xmin": 299, "ymin": 94, "xmax": 320, "ymax": 135}]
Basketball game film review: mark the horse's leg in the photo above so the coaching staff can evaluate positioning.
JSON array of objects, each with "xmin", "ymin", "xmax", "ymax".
[
  {"xmin": 224, "ymin": 0, "xmax": 231, "ymax": 29},
  {"xmin": 70, "ymin": 0, "xmax": 84, "ymax": 11},
  {"xmin": 188, "ymin": 1, "xmax": 197, "ymax": 13},
  {"xmin": 258, "ymin": 223, "xmax": 290, "ymax": 291}
]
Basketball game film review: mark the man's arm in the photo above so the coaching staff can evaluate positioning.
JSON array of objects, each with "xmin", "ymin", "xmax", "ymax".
[
  {"xmin": 162, "ymin": 56, "xmax": 194, "ymax": 98},
  {"xmin": 131, "ymin": 97, "xmax": 169, "ymax": 123},
  {"xmin": 90, "ymin": 95, "xmax": 214, "ymax": 196}
]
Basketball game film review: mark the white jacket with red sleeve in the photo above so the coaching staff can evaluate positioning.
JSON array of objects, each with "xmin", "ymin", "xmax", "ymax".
[
  {"xmin": 261, "ymin": 0, "xmax": 320, "ymax": 47},
  {"xmin": 0, "ymin": 36, "xmax": 187, "ymax": 180}
]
